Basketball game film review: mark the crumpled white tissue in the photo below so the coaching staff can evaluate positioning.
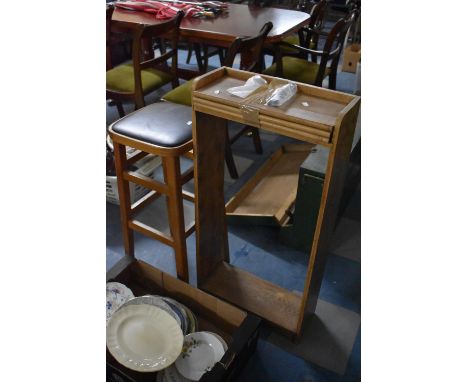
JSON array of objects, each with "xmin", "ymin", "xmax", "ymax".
[
  {"xmin": 265, "ymin": 83, "xmax": 298, "ymax": 107},
  {"xmin": 226, "ymin": 75, "xmax": 267, "ymax": 98}
]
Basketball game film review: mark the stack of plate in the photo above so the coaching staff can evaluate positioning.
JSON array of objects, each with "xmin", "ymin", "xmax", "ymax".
[
  {"xmin": 106, "ymin": 283, "xmax": 225, "ymax": 380},
  {"xmin": 159, "ymin": 296, "xmax": 198, "ymax": 335}
]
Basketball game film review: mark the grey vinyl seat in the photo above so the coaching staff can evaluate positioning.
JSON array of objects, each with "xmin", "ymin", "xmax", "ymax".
[{"xmin": 111, "ymin": 103, "xmax": 193, "ymax": 147}]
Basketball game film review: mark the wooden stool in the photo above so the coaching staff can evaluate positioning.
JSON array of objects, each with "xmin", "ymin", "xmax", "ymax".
[{"xmin": 108, "ymin": 103, "xmax": 195, "ymax": 281}]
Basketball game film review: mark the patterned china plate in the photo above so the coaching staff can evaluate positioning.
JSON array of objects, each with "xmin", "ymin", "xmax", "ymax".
[
  {"xmin": 161, "ymin": 297, "xmax": 198, "ymax": 335},
  {"xmin": 164, "ymin": 332, "xmax": 227, "ymax": 382},
  {"xmin": 107, "ymin": 304, "xmax": 184, "ymax": 372},
  {"xmin": 175, "ymin": 332, "xmax": 226, "ymax": 381},
  {"xmin": 161, "ymin": 298, "xmax": 189, "ymax": 335},
  {"xmin": 106, "ymin": 282, "xmax": 134, "ymax": 321},
  {"xmin": 185, "ymin": 307, "xmax": 198, "ymax": 334}
]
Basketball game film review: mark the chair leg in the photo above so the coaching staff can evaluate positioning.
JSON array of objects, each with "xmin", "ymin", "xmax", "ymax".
[
  {"xmin": 193, "ymin": 43, "xmax": 204, "ymax": 73},
  {"xmin": 224, "ymin": 127, "xmax": 239, "ymax": 179},
  {"xmin": 113, "ymin": 142, "xmax": 134, "ymax": 257},
  {"xmin": 134, "ymin": 94, "xmax": 145, "ymax": 110},
  {"xmin": 328, "ymin": 70, "xmax": 337, "ymax": 90},
  {"xmin": 159, "ymin": 38, "xmax": 167, "ymax": 55},
  {"xmin": 186, "ymin": 43, "xmax": 193, "ymax": 64},
  {"xmin": 218, "ymin": 48, "xmax": 224, "ymax": 66},
  {"xmin": 116, "ymin": 101, "xmax": 125, "ymax": 118},
  {"xmin": 250, "ymin": 127, "xmax": 263, "ymax": 154},
  {"xmin": 162, "ymin": 156, "xmax": 189, "ymax": 282},
  {"xmin": 202, "ymin": 44, "xmax": 209, "ymax": 72}
]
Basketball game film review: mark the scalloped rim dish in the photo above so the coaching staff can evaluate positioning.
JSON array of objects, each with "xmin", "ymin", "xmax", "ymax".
[{"xmin": 107, "ymin": 304, "xmax": 183, "ymax": 372}]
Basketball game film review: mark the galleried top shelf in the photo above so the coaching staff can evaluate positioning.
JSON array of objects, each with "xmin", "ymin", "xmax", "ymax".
[{"xmin": 192, "ymin": 67, "xmax": 358, "ymax": 146}]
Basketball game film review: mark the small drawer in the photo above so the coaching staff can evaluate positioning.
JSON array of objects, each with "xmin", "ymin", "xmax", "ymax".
[{"xmin": 106, "ymin": 257, "xmax": 262, "ymax": 382}]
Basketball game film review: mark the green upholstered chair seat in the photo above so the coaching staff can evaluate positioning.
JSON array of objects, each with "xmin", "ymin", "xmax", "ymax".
[
  {"xmin": 264, "ymin": 35, "xmax": 316, "ymax": 54},
  {"xmin": 162, "ymin": 79, "xmax": 193, "ymax": 106},
  {"xmin": 106, "ymin": 62, "xmax": 172, "ymax": 93},
  {"xmin": 263, "ymin": 57, "xmax": 331, "ymax": 85}
]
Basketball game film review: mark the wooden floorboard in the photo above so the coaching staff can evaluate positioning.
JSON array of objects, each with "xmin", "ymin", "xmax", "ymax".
[{"xmin": 200, "ymin": 261, "xmax": 302, "ymax": 334}]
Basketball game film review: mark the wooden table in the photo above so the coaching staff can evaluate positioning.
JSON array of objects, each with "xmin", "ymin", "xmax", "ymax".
[{"xmin": 112, "ymin": 3, "xmax": 310, "ymax": 47}]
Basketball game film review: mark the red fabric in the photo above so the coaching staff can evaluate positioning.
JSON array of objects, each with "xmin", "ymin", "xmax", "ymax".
[{"xmin": 115, "ymin": 0, "xmax": 211, "ymax": 20}]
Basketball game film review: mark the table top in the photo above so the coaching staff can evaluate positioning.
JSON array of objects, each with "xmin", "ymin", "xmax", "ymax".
[{"xmin": 112, "ymin": 4, "xmax": 310, "ymax": 44}]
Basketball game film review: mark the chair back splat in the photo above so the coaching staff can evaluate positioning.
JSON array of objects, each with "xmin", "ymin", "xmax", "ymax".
[
  {"xmin": 300, "ymin": 0, "xmax": 327, "ymax": 57},
  {"xmin": 316, "ymin": 11, "xmax": 356, "ymax": 87},
  {"xmin": 223, "ymin": 22, "xmax": 273, "ymax": 73}
]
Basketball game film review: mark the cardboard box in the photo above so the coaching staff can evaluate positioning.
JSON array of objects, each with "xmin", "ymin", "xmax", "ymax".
[
  {"xmin": 342, "ymin": 43, "xmax": 361, "ymax": 73},
  {"xmin": 106, "ymin": 258, "xmax": 262, "ymax": 382}
]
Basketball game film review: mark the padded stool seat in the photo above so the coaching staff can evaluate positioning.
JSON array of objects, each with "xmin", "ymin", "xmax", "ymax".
[{"xmin": 112, "ymin": 103, "xmax": 193, "ymax": 147}]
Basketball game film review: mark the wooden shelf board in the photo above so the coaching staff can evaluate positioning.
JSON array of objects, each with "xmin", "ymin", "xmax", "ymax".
[
  {"xmin": 226, "ymin": 144, "xmax": 313, "ymax": 224},
  {"xmin": 200, "ymin": 261, "xmax": 302, "ymax": 334}
]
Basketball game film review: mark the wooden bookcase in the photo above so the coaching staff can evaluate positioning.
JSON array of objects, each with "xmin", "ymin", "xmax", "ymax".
[{"xmin": 191, "ymin": 67, "xmax": 360, "ymax": 337}]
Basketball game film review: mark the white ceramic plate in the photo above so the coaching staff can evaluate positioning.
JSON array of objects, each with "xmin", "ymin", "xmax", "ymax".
[
  {"xmin": 175, "ymin": 332, "xmax": 226, "ymax": 381},
  {"xmin": 106, "ymin": 282, "xmax": 134, "ymax": 321},
  {"xmin": 164, "ymin": 365, "xmax": 192, "ymax": 382},
  {"xmin": 205, "ymin": 332, "xmax": 228, "ymax": 352},
  {"xmin": 107, "ymin": 304, "xmax": 184, "ymax": 372},
  {"xmin": 118, "ymin": 295, "xmax": 182, "ymax": 328},
  {"xmin": 163, "ymin": 332, "xmax": 226, "ymax": 382}
]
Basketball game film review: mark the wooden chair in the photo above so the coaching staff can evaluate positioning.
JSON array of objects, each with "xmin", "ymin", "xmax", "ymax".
[
  {"xmin": 263, "ymin": 11, "xmax": 355, "ymax": 90},
  {"xmin": 263, "ymin": 0, "xmax": 327, "ymax": 64},
  {"xmin": 162, "ymin": 22, "xmax": 273, "ymax": 178},
  {"xmin": 108, "ymin": 103, "xmax": 195, "ymax": 282},
  {"xmin": 106, "ymin": 12, "xmax": 184, "ymax": 118}
]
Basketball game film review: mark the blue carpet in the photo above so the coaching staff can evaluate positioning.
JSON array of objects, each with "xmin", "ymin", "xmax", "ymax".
[
  {"xmin": 319, "ymin": 254, "xmax": 361, "ymax": 314},
  {"xmin": 237, "ymin": 337, "xmax": 342, "ymax": 382}
]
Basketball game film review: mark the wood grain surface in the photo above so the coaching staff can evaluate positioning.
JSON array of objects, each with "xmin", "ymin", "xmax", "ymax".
[{"xmin": 113, "ymin": 4, "xmax": 310, "ymax": 45}]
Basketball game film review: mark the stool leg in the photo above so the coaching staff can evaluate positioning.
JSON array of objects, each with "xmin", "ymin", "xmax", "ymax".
[
  {"xmin": 113, "ymin": 142, "xmax": 135, "ymax": 257},
  {"xmin": 163, "ymin": 156, "xmax": 189, "ymax": 281}
]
